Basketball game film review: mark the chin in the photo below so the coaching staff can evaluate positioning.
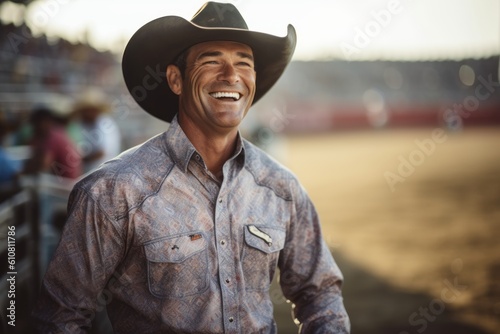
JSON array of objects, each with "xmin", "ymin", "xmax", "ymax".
[{"xmin": 215, "ymin": 109, "xmax": 246, "ymax": 124}]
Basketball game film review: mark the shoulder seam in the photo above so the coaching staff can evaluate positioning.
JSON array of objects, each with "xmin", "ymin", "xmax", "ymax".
[
  {"xmin": 114, "ymin": 162, "xmax": 175, "ymax": 220},
  {"xmin": 244, "ymin": 164, "xmax": 293, "ymax": 201}
]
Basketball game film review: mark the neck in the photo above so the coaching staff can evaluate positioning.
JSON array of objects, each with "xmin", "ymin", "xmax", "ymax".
[{"xmin": 178, "ymin": 114, "xmax": 238, "ymax": 176}]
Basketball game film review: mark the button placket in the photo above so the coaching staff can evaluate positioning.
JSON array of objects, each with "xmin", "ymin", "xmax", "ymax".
[{"xmin": 214, "ymin": 189, "xmax": 239, "ymax": 332}]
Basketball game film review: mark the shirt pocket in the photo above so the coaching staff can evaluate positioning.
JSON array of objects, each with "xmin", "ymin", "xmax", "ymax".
[
  {"xmin": 242, "ymin": 224, "xmax": 286, "ymax": 291},
  {"xmin": 144, "ymin": 232, "xmax": 209, "ymax": 298}
]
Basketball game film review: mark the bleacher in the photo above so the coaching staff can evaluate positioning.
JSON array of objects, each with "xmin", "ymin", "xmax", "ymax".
[{"xmin": 0, "ymin": 20, "xmax": 142, "ymax": 334}]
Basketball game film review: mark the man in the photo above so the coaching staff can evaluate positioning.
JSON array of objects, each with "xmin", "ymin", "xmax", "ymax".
[
  {"xmin": 72, "ymin": 89, "xmax": 122, "ymax": 174},
  {"xmin": 0, "ymin": 114, "xmax": 21, "ymax": 187},
  {"xmin": 23, "ymin": 107, "xmax": 82, "ymax": 179},
  {"xmin": 33, "ymin": 2, "xmax": 350, "ymax": 333}
]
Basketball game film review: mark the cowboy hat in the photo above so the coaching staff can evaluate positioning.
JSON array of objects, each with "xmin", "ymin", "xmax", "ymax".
[
  {"xmin": 122, "ymin": 1, "xmax": 297, "ymax": 122},
  {"xmin": 73, "ymin": 88, "xmax": 111, "ymax": 115}
]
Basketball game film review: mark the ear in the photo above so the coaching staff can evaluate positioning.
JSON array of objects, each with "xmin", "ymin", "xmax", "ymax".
[{"xmin": 166, "ymin": 65, "xmax": 182, "ymax": 95}]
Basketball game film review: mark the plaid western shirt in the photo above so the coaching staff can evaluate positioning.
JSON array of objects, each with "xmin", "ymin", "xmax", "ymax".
[{"xmin": 33, "ymin": 116, "xmax": 350, "ymax": 333}]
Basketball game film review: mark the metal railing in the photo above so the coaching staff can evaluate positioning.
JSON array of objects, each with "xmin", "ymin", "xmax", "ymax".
[{"xmin": 0, "ymin": 174, "xmax": 75, "ymax": 333}]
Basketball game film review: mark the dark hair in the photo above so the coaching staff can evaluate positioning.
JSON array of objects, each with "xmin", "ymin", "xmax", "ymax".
[
  {"xmin": 30, "ymin": 107, "xmax": 55, "ymax": 124},
  {"xmin": 173, "ymin": 48, "xmax": 189, "ymax": 78}
]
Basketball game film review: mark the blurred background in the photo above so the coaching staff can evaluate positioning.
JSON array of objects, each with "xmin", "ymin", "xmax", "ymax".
[{"xmin": 0, "ymin": 0, "xmax": 499, "ymax": 333}]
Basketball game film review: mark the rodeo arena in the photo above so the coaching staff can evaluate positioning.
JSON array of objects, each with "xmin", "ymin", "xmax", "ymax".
[{"xmin": 1, "ymin": 1, "xmax": 500, "ymax": 334}]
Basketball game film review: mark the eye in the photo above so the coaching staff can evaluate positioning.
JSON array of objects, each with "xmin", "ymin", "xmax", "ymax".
[
  {"xmin": 202, "ymin": 60, "xmax": 219, "ymax": 65},
  {"xmin": 238, "ymin": 61, "xmax": 253, "ymax": 68}
]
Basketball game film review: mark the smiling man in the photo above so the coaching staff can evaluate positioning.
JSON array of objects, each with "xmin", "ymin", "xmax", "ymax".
[
  {"xmin": 32, "ymin": 2, "xmax": 350, "ymax": 333},
  {"xmin": 167, "ymin": 41, "xmax": 257, "ymax": 178}
]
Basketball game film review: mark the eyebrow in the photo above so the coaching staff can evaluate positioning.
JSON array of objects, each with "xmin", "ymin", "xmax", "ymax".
[
  {"xmin": 197, "ymin": 51, "xmax": 254, "ymax": 62},
  {"xmin": 237, "ymin": 51, "xmax": 254, "ymax": 62}
]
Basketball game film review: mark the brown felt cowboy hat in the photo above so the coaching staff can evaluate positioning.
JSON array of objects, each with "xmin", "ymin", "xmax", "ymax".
[{"xmin": 122, "ymin": 1, "xmax": 297, "ymax": 123}]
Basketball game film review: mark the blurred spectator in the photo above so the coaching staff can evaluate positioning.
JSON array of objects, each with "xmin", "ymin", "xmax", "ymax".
[
  {"xmin": 0, "ymin": 114, "xmax": 21, "ymax": 187},
  {"xmin": 23, "ymin": 107, "xmax": 82, "ymax": 179},
  {"xmin": 73, "ymin": 89, "xmax": 121, "ymax": 173}
]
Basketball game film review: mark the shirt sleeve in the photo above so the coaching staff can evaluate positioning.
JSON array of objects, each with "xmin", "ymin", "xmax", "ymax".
[
  {"xmin": 99, "ymin": 116, "xmax": 122, "ymax": 160},
  {"xmin": 278, "ymin": 178, "xmax": 350, "ymax": 333},
  {"xmin": 32, "ymin": 187, "xmax": 126, "ymax": 333},
  {"xmin": 0, "ymin": 151, "xmax": 20, "ymax": 183}
]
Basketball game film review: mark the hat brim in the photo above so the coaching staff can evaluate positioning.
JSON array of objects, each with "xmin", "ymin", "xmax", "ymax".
[{"xmin": 122, "ymin": 16, "xmax": 297, "ymax": 122}]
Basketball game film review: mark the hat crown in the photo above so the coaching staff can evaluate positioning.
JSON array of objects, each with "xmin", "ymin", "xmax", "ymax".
[
  {"xmin": 122, "ymin": 1, "xmax": 296, "ymax": 122},
  {"xmin": 191, "ymin": 2, "xmax": 248, "ymax": 29}
]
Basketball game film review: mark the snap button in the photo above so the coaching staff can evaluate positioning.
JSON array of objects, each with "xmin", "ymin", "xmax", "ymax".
[{"xmin": 229, "ymin": 317, "xmax": 234, "ymax": 323}]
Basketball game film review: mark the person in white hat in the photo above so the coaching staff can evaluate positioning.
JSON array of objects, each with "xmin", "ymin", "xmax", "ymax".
[
  {"xmin": 72, "ymin": 89, "xmax": 122, "ymax": 174},
  {"xmin": 33, "ymin": 2, "xmax": 350, "ymax": 333}
]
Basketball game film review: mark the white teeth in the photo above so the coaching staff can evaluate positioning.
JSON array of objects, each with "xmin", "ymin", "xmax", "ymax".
[{"xmin": 210, "ymin": 92, "xmax": 240, "ymax": 100}]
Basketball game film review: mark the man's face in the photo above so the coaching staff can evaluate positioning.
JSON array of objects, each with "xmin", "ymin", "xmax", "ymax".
[
  {"xmin": 173, "ymin": 41, "xmax": 256, "ymax": 134},
  {"xmin": 80, "ymin": 106, "xmax": 101, "ymax": 125}
]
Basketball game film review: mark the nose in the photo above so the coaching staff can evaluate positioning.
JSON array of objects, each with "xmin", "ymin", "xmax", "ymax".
[{"xmin": 217, "ymin": 63, "xmax": 239, "ymax": 84}]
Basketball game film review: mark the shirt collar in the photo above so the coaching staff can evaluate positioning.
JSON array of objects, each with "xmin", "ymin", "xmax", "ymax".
[
  {"xmin": 165, "ymin": 115, "xmax": 198, "ymax": 173},
  {"xmin": 165, "ymin": 115, "xmax": 246, "ymax": 173}
]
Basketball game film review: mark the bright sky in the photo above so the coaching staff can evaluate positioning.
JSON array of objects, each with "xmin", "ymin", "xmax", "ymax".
[{"xmin": 2, "ymin": 0, "xmax": 499, "ymax": 60}]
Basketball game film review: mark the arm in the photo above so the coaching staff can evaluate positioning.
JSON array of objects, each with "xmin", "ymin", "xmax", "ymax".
[
  {"xmin": 279, "ymin": 179, "xmax": 350, "ymax": 333},
  {"xmin": 32, "ymin": 187, "xmax": 126, "ymax": 333},
  {"xmin": 23, "ymin": 144, "xmax": 51, "ymax": 175},
  {"xmin": 101, "ymin": 117, "xmax": 121, "ymax": 159}
]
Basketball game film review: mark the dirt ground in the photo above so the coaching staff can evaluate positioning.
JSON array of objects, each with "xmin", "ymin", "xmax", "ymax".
[{"xmin": 272, "ymin": 126, "xmax": 500, "ymax": 334}]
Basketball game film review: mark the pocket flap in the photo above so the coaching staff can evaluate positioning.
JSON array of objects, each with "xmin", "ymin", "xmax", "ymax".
[
  {"xmin": 244, "ymin": 225, "xmax": 286, "ymax": 254},
  {"xmin": 144, "ymin": 232, "xmax": 207, "ymax": 263}
]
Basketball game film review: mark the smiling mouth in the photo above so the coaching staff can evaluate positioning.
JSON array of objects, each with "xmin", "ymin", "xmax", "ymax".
[{"xmin": 210, "ymin": 91, "xmax": 241, "ymax": 101}]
